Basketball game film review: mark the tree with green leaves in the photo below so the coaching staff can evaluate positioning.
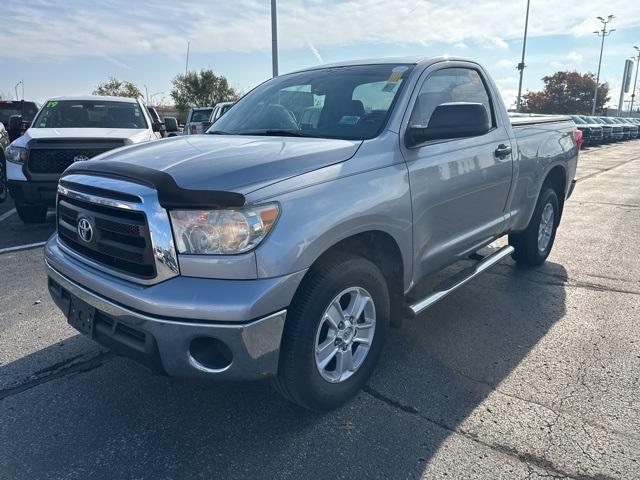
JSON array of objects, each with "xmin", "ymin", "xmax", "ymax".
[
  {"xmin": 170, "ymin": 69, "xmax": 238, "ymax": 117},
  {"xmin": 522, "ymin": 71, "xmax": 609, "ymax": 115},
  {"xmin": 93, "ymin": 78, "xmax": 142, "ymax": 99}
]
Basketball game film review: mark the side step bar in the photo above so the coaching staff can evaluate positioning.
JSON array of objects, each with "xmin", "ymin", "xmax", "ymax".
[{"xmin": 406, "ymin": 245, "xmax": 514, "ymax": 318}]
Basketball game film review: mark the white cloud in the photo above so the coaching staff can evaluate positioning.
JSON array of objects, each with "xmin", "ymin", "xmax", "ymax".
[
  {"xmin": 307, "ymin": 42, "xmax": 324, "ymax": 64},
  {"xmin": 566, "ymin": 51, "xmax": 584, "ymax": 64},
  {"xmin": 3, "ymin": 0, "xmax": 640, "ymax": 60},
  {"xmin": 453, "ymin": 42, "xmax": 468, "ymax": 49}
]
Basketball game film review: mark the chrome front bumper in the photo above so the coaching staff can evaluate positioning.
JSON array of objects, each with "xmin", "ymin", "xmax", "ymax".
[{"xmin": 45, "ymin": 236, "xmax": 305, "ymax": 380}]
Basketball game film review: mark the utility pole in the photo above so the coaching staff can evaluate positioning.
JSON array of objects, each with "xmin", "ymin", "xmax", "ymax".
[
  {"xmin": 185, "ymin": 41, "xmax": 190, "ymax": 76},
  {"xmin": 271, "ymin": 0, "xmax": 279, "ymax": 77},
  {"xmin": 515, "ymin": 0, "xmax": 531, "ymax": 112},
  {"xmin": 591, "ymin": 15, "xmax": 615, "ymax": 115},
  {"xmin": 629, "ymin": 46, "xmax": 640, "ymax": 114}
]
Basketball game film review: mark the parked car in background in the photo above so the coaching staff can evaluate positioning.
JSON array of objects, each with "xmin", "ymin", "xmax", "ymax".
[
  {"xmin": 6, "ymin": 95, "xmax": 161, "ymax": 223},
  {"xmin": 612, "ymin": 117, "xmax": 639, "ymax": 139},
  {"xmin": 579, "ymin": 116, "xmax": 613, "ymax": 143},
  {"xmin": 598, "ymin": 117, "xmax": 624, "ymax": 141},
  {"xmin": 211, "ymin": 101, "xmax": 234, "ymax": 123},
  {"xmin": 200, "ymin": 102, "xmax": 235, "ymax": 132},
  {"xmin": 45, "ymin": 56, "xmax": 580, "ymax": 410},
  {"xmin": 0, "ymin": 100, "xmax": 39, "ymax": 142},
  {"xmin": 571, "ymin": 115, "xmax": 602, "ymax": 146},
  {"xmin": 0, "ymin": 122, "xmax": 10, "ymax": 203},
  {"xmin": 183, "ymin": 107, "xmax": 214, "ymax": 135},
  {"xmin": 146, "ymin": 106, "xmax": 167, "ymax": 138}
]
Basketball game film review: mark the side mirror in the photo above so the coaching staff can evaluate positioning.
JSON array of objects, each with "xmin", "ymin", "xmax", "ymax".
[
  {"xmin": 164, "ymin": 116, "xmax": 178, "ymax": 133},
  {"xmin": 152, "ymin": 121, "xmax": 167, "ymax": 137},
  {"xmin": 8, "ymin": 115, "xmax": 22, "ymax": 134},
  {"xmin": 407, "ymin": 102, "xmax": 491, "ymax": 146}
]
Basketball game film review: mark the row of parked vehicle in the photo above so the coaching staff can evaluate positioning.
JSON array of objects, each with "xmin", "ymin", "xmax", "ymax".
[{"xmin": 571, "ymin": 115, "xmax": 640, "ymax": 147}]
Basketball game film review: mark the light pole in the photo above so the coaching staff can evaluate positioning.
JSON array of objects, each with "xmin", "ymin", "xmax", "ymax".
[
  {"xmin": 629, "ymin": 46, "xmax": 640, "ymax": 114},
  {"xmin": 591, "ymin": 15, "xmax": 615, "ymax": 115},
  {"xmin": 271, "ymin": 0, "xmax": 279, "ymax": 77},
  {"xmin": 515, "ymin": 0, "xmax": 531, "ymax": 112}
]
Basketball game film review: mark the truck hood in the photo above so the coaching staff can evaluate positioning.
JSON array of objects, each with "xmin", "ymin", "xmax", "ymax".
[
  {"xmin": 72, "ymin": 135, "xmax": 362, "ymax": 194},
  {"xmin": 14, "ymin": 127, "xmax": 151, "ymax": 146}
]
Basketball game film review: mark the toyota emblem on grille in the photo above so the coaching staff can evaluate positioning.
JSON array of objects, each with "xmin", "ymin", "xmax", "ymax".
[
  {"xmin": 73, "ymin": 155, "xmax": 90, "ymax": 162},
  {"xmin": 77, "ymin": 217, "xmax": 94, "ymax": 243}
]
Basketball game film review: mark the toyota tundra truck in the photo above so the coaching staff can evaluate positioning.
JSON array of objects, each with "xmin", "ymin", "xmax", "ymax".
[
  {"xmin": 6, "ymin": 95, "xmax": 162, "ymax": 223},
  {"xmin": 45, "ymin": 57, "xmax": 579, "ymax": 410}
]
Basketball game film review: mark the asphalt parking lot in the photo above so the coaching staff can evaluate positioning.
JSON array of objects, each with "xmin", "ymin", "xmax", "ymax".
[{"xmin": 1, "ymin": 142, "xmax": 639, "ymax": 480}]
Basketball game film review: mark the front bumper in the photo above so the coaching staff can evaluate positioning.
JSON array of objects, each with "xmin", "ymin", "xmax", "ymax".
[
  {"xmin": 45, "ymin": 235, "xmax": 306, "ymax": 380},
  {"xmin": 8, "ymin": 179, "xmax": 57, "ymax": 206}
]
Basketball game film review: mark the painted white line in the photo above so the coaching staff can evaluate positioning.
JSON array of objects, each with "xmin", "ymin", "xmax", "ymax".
[
  {"xmin": 0, "ymin": 241, "xmax": 47, "ymax": 255},
  {"xmin": 0, "ymin": 208, "xmax": 16, "ymax": 222}
]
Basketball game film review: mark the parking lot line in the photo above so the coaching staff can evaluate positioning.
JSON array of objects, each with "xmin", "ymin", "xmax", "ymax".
[
  {"xmin": 0, "ymin": 208, "xmax": 16, "ymax": 223},
  {"xmin": 0, "ymin": 241, "xmax": 47, "ymax": 255}
]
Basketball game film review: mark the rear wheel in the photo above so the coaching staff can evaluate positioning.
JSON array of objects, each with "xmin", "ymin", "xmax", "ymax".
[
  {"xmin": 16, "ymin": 204, "xmax": 48, "ymax": 223},
  {"xmin": 273, "ymin": 253, "xmax": 389, "ymax": 411},
  {"xmin": 509, "ymin": 186, "xmax": 560, "ymax": 266}
]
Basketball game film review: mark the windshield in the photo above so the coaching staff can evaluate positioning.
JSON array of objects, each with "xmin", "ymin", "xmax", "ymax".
[
  {"xmin": 571, "ymin": 116, "xmax": 585, "ymax": 124},
  {"xmin": 0, "ymin": 101, "xmax": 38, "ymax": 126},
  {"xmin": 190, "ymin": 109, "xmax": 213, "ymax": 123},
  {"xmin": 581, "ymin": 116, "xmax": 599, "ymax": 125},
  {"xmin": 33, "ymin": 100, "xmax": 148, "ymax": 129},
  {"xmin": 210, "ymin": 64, "xmax": 413, "ymax": 140}
]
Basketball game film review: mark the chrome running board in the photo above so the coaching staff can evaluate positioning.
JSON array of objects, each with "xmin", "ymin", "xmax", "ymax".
[{"xmin": 407, "ymin": 245, "xmax": 514, "ymax": 317}]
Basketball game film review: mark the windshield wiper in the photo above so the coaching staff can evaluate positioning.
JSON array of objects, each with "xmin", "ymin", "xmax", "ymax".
[
  {"xmin": 207, "ymin": 130, "xmax": 235, "ymax": 135},
  {"xmin": 238, "ymin": 129, "xmax": 310, "ymax": 137}
]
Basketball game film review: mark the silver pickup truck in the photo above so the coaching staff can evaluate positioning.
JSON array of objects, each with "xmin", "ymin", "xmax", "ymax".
[{"xmin": 45, "ymin": 56, "xmax": 579, "ymax": 410}]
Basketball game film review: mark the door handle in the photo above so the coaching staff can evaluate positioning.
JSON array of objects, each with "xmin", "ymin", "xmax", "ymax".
[{"xmin": 494, "ymin": 144, "xmax": 512, "ymax": 158}]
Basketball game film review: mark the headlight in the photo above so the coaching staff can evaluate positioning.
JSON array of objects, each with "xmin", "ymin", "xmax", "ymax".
[
  {"xmin": 6, "ymin": 145, "xmax": 27, "ymax": 164},
  {"xmin": 169, "ymin": 203, "xmax": 280, "ymax": 255}
]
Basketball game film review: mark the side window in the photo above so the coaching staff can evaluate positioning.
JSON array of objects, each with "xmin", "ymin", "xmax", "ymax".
[{"xmin": 409, "ymin": 68, "xmax": 494, "ymax": 129}]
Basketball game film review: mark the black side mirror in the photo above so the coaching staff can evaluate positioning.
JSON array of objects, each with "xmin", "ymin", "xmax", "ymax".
[
  {"xmin": 407, "ymin": 102, "xmax": 491, "ymax": 146},
  {"xmin": 164, "ymin": 117, "xmax": 178, "ymax": 133},
  {"xmin": 152, "ymin": 122, "xmax": 167, "ymax": 136},
  {"xmin": 8, "ymin": 115, "xmax": 22, "ymax": 133}
]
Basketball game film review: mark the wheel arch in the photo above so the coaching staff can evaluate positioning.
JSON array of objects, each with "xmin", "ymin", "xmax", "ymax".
[{"xmin": 299, "ymin": 230, "xmax": 406, "ymax": 327}]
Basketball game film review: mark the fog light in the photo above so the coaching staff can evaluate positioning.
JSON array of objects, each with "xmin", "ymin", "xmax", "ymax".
[{"xmin": 188, "ymin": 337, "xmax": 233, "ymax": 372}]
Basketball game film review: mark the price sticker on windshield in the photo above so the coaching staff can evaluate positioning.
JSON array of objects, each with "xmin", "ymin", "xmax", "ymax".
[
  {"xmin": 383, "ymin": 66, "xmax": 408, "ymax": 91},
  {"xmin": 47, "ymin": 101, "xmax": 59, "ymax": 108}
]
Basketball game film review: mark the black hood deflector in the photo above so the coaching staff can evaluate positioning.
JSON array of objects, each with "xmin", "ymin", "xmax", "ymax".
[{"xmin": 63, "ymin": 160, "xmax": 246, "ymax": 209}]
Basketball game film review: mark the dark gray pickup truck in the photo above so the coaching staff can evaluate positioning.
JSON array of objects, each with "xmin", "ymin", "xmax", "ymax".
[{"xmin": 45, "ymin": 56, "xmax": 579, "ymax": 410}]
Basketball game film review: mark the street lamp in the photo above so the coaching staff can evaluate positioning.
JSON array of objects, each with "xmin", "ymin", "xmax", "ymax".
[
  {"xmin": 629, "ymin": 46, "xmax": 640, "ymax": 114},
  {"xmin": 591, "ymin": 15, "xmax": 615, "ymax": 115},
  {"xmin": 515, "ymin": 0, "xmax": 531, "ymax": 113}
]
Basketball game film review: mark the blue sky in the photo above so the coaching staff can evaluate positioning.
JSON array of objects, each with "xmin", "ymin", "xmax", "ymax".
[{"xmin": 1, "ymin": 0, "xmax": 640, "ymax": 109}]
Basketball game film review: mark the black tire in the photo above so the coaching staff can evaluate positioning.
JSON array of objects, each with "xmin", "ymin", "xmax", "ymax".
[
  {"xmin": 16, "ymin": 204, "xmax": 48, "ymax": 223},
  {"xmin": 0, "ymin": 156, "xmax": 6, "ymax": 203},
  {"xmin": 273, "ymin": 252, "xmax": 390, "ymax": 411},
  {"xmin": 509, "ymin": 186, "xmax": 560, "ymax": 266}
]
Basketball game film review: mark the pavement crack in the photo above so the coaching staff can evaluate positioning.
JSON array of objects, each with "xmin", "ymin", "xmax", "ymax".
[
  {"xmin": 0, "ymin": 352, "xmax": 115, "ymax": 400},
  {"xmin": 363, "ymin": 385, "xmax": 617, "ymax": 480}
]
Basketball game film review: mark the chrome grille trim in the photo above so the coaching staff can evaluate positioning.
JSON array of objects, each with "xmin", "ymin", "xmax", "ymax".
[{"xmin": 57, "ymin": 174, "xmax": 180, "ymax": 285}]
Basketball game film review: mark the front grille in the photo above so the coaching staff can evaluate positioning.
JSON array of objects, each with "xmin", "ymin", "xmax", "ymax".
[
  {"xmin": 29, "ymin": 148, "xmax": 112, "ymax": 174},
  {"xmin": 57, "ymin": 193, "xmax": 156, "ymax": 279}
]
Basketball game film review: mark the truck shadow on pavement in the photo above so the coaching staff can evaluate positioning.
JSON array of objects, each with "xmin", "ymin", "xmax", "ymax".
[{"xmin": 0, "ymin": 259, "xmax": 567, "ymax": 479}]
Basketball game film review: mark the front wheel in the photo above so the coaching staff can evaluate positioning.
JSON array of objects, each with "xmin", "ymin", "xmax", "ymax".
[
  {"xmin": 273, "ymin": 253, "xmax": 389, "ymax": 411},
  {"xmin": 509, "ymin": 186, "xmax": 560, "ymax": 266},
  {"xmin": 0, "ymin": 157, "xmax": 7, "ymax": 203}
]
